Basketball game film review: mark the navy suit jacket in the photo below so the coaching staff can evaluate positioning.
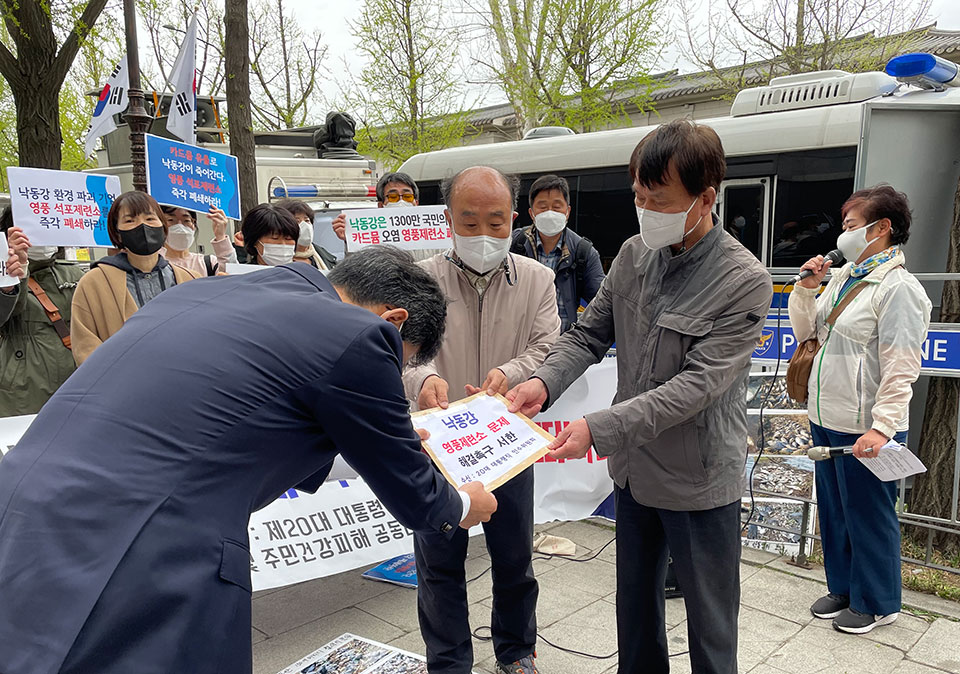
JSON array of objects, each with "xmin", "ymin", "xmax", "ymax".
[{"xmin": 0, "ymin": 263, "xmax": 462, "ymax": 674}]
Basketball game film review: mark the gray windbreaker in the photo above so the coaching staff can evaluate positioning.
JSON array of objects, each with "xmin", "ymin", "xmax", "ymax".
[{"xmin": 534, "ymin": 224, "xmax": 773, "ymax": 511}]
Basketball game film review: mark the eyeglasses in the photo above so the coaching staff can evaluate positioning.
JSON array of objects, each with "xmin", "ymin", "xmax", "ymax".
[{"xmin": 384, "ymin": 192, "xmax": 416, "ymax": 203}]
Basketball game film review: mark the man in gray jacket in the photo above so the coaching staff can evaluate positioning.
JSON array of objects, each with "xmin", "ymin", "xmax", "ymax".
[{"xmin": 508, "ymin": 120, "xmax": 773, "ymax": 674}]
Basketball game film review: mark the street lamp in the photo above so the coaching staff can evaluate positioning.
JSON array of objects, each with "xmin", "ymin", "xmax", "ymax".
[{"xmin": 123, "ymin": 0, "xmax": 152, "ymax": 192}]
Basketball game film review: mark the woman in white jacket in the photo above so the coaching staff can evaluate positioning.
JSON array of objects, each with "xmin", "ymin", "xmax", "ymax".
[{"xmin": 789, "ymin": 184, "xmax": 931, "ymax": 635}]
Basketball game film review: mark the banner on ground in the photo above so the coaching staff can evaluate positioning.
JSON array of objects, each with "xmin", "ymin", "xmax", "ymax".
[
  {"xmin": 0, "ymin": 357, "xmax": 618, "ymax": 591},
  {"xmin": 344, "ymin": 205, "xmax": 451, "ymax": 253},
  {"xmin": 6, "ymin": 167, "xmax": 120, "ymax": 247},
  {"xmin": 145, "ymin": 134, "xmax": 241, "ymax": 220},
  {"xmin": 276, "ymin": 633, "xmax": 427, "ymax": 674}
]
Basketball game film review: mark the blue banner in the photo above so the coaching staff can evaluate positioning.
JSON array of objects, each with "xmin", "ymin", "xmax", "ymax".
[
  {"xmin": 144, "ymin": 134, "xmax": 240, "ymax": 220},
  {"xmin": 753, "ymin": 323, "xmax": 960, "ymax": 374}
]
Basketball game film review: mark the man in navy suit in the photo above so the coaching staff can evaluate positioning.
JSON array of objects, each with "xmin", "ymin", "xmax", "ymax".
[{"xmin": 0, "ymin": 246, "xmax": 497, "ymax": 674}]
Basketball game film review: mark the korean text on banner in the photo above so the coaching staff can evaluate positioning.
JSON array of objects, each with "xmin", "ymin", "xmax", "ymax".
[
  {"xmin": 6, "ymin": 167, "xmax": 120, "ymax": 248},
  {"xmin": 413, "ymin": 393, "xmax": 553, "ymax": 491},
  {"xmin": 144, "ymin": 133, "xmax": 241, "ymax": 220},
  {"xmin": 0, "ymin": 233, "xmax": 20, "ymax": 287},
  {"xmin": 344, "ymin": 205, "xmax": 451, "ymax": 253}
]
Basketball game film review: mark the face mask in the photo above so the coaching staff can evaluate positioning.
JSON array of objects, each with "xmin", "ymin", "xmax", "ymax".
[
  {"xmin": 120, "ymin": 223, "xmax": 167, "ymax": 256},
  {"xmin": 165, "ymin": 224, "xmax": 195, "ymax": 251},
  {"xmin": 534, "ymin": 210, "xmax": 567, "ymax": 237},
  {"xmin": 297, "ymin": 220, "xmax": 314, "ymax": 248},
  {"xmin": 836, "ymin": 221, "xmax": 879, "ymax": 263},
  {"xmin": 260, "ymin": 243, "xmax": 295, "ymax": 266},
  {"xmin": 636, "ymin": 198, "xmax": 702, "ymax": 250},
  {"xmin": 27, "ymin": 246, "xmax": 58, "ymax": 261},
  {"xmin": 384, "ymin": 200, "xmax": 414, "ymax": 209},
  {"xmin": 454, "ymin": 233, "xmax": 511, "ymax": 274}
]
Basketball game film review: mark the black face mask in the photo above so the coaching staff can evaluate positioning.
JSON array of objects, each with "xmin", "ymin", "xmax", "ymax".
[{"xmin": 120, "ymin": 223, "xmax": 167, "ymax": 256}]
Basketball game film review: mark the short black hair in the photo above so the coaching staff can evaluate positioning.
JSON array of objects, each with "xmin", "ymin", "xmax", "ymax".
[
  {"xmin": 275, "ymin": 199, "xmax": 316, "ymax": 222},
  {"xmin": 160, "ymin": 205, "xmax": 197, "ymax": 225},
  {"xmin": 842, "ymin": 184, "xmax": 912, "ymax": 245},
  {"xmin": 240, "ymin": 203, "xmax": 300, "ymax": 259},
  {"xmin": 107, "ymin": 191, "xmax": 168, "ymax": 248},
  {"xmin": 0, "ymin": 206, "xmax": 12, "ymax": 234},
  {"xmin": 528, "ymin": 174, "xmax": 570, "ymax": 208},
  {"xmin": 440, "ymin": 166, "xmax": 521, "ymax": 210},
  {"xmin": 376, "ymin": 172, "xmax": 420, "ymax": 202},
  {"xmin": 629, "ymin": 119, "xmax": 726, "ymax": 195},
  {"xmin": 327, "ymin": 246, "xmax": 447, "ymax": 367}
]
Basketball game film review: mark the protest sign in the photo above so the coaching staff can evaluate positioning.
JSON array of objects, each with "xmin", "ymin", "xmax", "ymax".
[
  {"xmin": 276, "ymin": 633, "xmax": 427, "ymax": 674},
  {"xmin": 7, "ymin": 167, "xmax": 120, "ymax": 247},
  {"xmin": 0, "ymin": 233, "xmax": 20, "ymax": 287},
  {"xmin": 413, "ymin": 393, "xmax": 553, "ymax": 492},
  {"xmin": 144, "ymin": 134, "xmax": 241, "ymax": 220},
  {"xmin": 344, "ymin": 205, "xmax": 451, "ymax": 253}
]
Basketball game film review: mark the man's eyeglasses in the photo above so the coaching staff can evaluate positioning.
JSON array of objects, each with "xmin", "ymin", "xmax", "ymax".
[{"xmin": 384, "ymin": 193, "xmax": 416, "ymax": 204}]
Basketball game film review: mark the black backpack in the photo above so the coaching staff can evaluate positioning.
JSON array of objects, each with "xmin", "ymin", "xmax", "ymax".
[{"xmin": 510, "ymin": 226, "xmax": 595, "ymax": 300}]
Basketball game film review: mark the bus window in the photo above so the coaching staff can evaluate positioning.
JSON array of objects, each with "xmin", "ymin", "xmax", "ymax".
[
  {"xmin": 718, "ymin": 179, "xmax": 768, "ymax": 263},
  {"xmin": 770, "ymin": 149, "xmax": 856, "ymax": 268},
  {"xmin": 575, "ymin": 169, "xmax": 635, "ymax": 269}
]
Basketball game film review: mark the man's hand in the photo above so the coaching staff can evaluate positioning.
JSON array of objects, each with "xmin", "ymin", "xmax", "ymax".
[
  {"xmin": 853, "ymin": 428, "xmax": 890, "ymax": 459},
  {"xmin": 547, "ymin": 418, "xmax": 593, "ymax": 460},
  {"xmin": 332, "ymin": 213, "xmax": 347, "ymax": 241},
  {"xmin": 415, "ymin": 428, "xmax": 430, "ymax": 442},
  {"xmin": 506, "ymin": 378, "xmax": 549, "ymax": 417},
  {"xmin": 797, "ymin": 254, "xmax": 833, "ymax": 289},
  {"xmin": 465, "ymin": 368, "xmax": 508, "ymax": 397},
  {"xmin": 4, "ymin": 246, "xmax": 24, "ymax": 287},
  {"xmin": 208, "ymin": 206, "xmax": 229, "ymax": 241},
  {"xmin": 418, "ymin": 375, "xmax": 450, "ymax": 410},
  {"xmin": 459, "ymin": 481, "xmax": 497, "ymax": 529},
  {"xmin": 7, "ymin": 227, "xmax": 30, "ymax": 267}
]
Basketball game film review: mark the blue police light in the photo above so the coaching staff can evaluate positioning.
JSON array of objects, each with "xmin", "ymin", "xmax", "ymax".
[{"xmin": 885, "ymin": 53, "xmax": 960, "ymax": 89}]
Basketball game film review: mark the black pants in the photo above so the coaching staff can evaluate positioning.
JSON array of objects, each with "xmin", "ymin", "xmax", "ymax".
[
  {"xmin": 414, "ymin": 467, "xmax": 537, "ymax": 673},
  {"xmin": 615, "ymin": 485, "xmax": 741, "ymax": 674}
]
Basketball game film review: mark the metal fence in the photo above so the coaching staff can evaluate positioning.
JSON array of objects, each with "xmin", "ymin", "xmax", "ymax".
[{"xmin": 746, "ymin": 272, "xmax": 960, "ymax": 574}]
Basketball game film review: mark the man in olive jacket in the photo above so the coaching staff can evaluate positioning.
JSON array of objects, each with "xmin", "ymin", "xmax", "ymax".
[
  {"xmin": 0, "ymin": 211, "xmax": 84, "ymax": 417},
  {"xmin": 508, "ymin": 121, "xmax": 773, "ymax": 674}
]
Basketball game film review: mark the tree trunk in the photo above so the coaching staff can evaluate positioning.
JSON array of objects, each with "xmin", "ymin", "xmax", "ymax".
[
  {"xmin": 12, "ymin": 77, "xmax": 62, "ymax": 169},
  {"xmin": 911, "ymin": 173, "xmax": 960, "ymax": 555},
  {"xmin": 224, "ymin": 0, "xmax": 259, "ymax": 217}
]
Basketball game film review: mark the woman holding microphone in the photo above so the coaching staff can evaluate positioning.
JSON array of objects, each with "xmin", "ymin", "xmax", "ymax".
[{"xmin": 789, "ymin": 184, "xmax": 931, "ymax": 634}]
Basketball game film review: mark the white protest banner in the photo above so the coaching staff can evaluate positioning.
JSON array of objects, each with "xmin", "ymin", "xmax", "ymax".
[
  {"xmin": 0, "ymin": 358, "xmax": 618, "ymax": 591},
  {"xmin": 7, "ymin": 167, "xmax": 121, "ymax": 247},
  {"xmin": 224, "ymin": 263, "xmax": 271, "ymax": 275},
  {"xmin": 0, "ymin": 233, "xmax": 20, "ymax": 287},
  {"xmin": 414, "ymin": 393, "xmax": 552, "ymax": 491},
  {"xmin": 344, "ymin": 205, "xmax": 450, "ymax": 253}
]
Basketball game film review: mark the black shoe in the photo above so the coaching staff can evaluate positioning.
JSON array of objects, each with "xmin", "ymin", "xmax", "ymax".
[
  {"xmin": 832, "ymin": 608, "xmax": 898, "ymax": 634},
  {"xmin": 810, "ymin": 593, "xmax": 849, "ymax": 619}
]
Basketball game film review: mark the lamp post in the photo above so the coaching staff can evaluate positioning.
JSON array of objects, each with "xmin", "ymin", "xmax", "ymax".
[{"xmin": 123, "ymin": 0, "xmax": 153, "ymax": 192}]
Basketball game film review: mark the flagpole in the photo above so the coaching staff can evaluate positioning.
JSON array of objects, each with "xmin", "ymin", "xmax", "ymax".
[{"xmin": 123, "ymin": 0, "xmax": 152, "ymax": 192}]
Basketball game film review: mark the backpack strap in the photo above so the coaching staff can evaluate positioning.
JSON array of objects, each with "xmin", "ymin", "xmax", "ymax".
[
  {"xmin": 573, "ymin": 236, "xmax": 594, "ymax": 300},
  {"xmin": 825, "ymin": 281, "xmax": 869, "ymax": 329},
  {"xmin": 510, "ymin": 227, "xmax": 532, "ymax": 256},
  {"xmin": 204, "ymin": 254, "xmax": 216, "ymax": 277},
  {"xmin": 27, "ymin": 277, "xmax": 71, "ymax": 349}
]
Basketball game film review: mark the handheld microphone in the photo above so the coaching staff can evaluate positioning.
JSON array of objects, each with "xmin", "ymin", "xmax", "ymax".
[
  {"xmin": 789, "ymin": 249, "xmax": 844, "ymax": 286},
  {"xmin": 807, "ymin": 445, "xmax": 854, "ymax": 461}
]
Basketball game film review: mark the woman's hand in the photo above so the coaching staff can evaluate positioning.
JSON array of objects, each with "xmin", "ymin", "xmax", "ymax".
[
  {"xmin": 208, "ymin": 206, "xmax": 229, "ymax": 241},
  {"xmin": 332, "ymin": 213, "xmax": 347, "ymax": 241},
  {"xmin": 797, "ymin": 255, "xmax": 832, "ymax": 289},
  {"xmin": 853, "ymin": 429, "xmax": 890, "ymax": 459}
]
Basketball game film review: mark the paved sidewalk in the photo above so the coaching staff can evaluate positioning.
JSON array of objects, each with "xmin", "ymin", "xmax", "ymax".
[{"xmin": 252, "ymin": 519, "xmax": 960, "ymax": 674}]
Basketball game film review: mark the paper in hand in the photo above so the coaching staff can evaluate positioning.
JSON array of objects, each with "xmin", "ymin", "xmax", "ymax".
[{"xmin": 856, "ymin": 440, "xmax": 927, "ymax": 482}]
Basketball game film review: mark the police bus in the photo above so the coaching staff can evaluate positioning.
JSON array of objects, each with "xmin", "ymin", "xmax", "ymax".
[{"xmin": 399, "ymin": 53, "xmax": 960, "ymax": 278}]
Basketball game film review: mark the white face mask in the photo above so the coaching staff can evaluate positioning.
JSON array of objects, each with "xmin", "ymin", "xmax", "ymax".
[
  {"xmin": 165, "ymin": 224, "xmax": 195, "ymax": 251},
  {"xmin": 27, "ymin": 246, "xmax": 58, "ymax": 261},
  {"xmin": 297, "ymin": 220, "xmax": 314, "ymax": 248},
  {"xmin": 384, "ymin": 200, "xmax": 414, "ymax": 209},
  {"xmin": 454, "ymin": 233, "xmax": 511, "ymax": 274},
  {"xmin": 534, "ymin": 210, "xmax": 567, "ymax": 237},
  {"xmin": 836, "ymin": 221, "xmax": 879, "ymax": 264},
  {"xmin": 260, "ymin": 243, "xmax": 295, "ymax": 266},
  {"xmin": 636, "ymin": 198, "xmax": 702, "ymax": 250}
]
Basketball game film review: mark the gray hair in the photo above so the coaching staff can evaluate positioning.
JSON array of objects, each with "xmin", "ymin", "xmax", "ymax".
[
  {"xmin": 440, "ymin": 166, "xmax": 521, "ymax": 211},
  {"xmin": 327, "ymin": 246, "xmax": 447, "ymax": 366},
  {"xmin": 376, "ymin": 172, "xmax": 420, "ymax": 202}
]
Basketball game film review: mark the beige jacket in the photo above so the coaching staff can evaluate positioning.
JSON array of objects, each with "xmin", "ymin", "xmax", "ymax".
[{"xmin": 403, "ymin": 252, "xmax": 561, "ymax": 410}]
